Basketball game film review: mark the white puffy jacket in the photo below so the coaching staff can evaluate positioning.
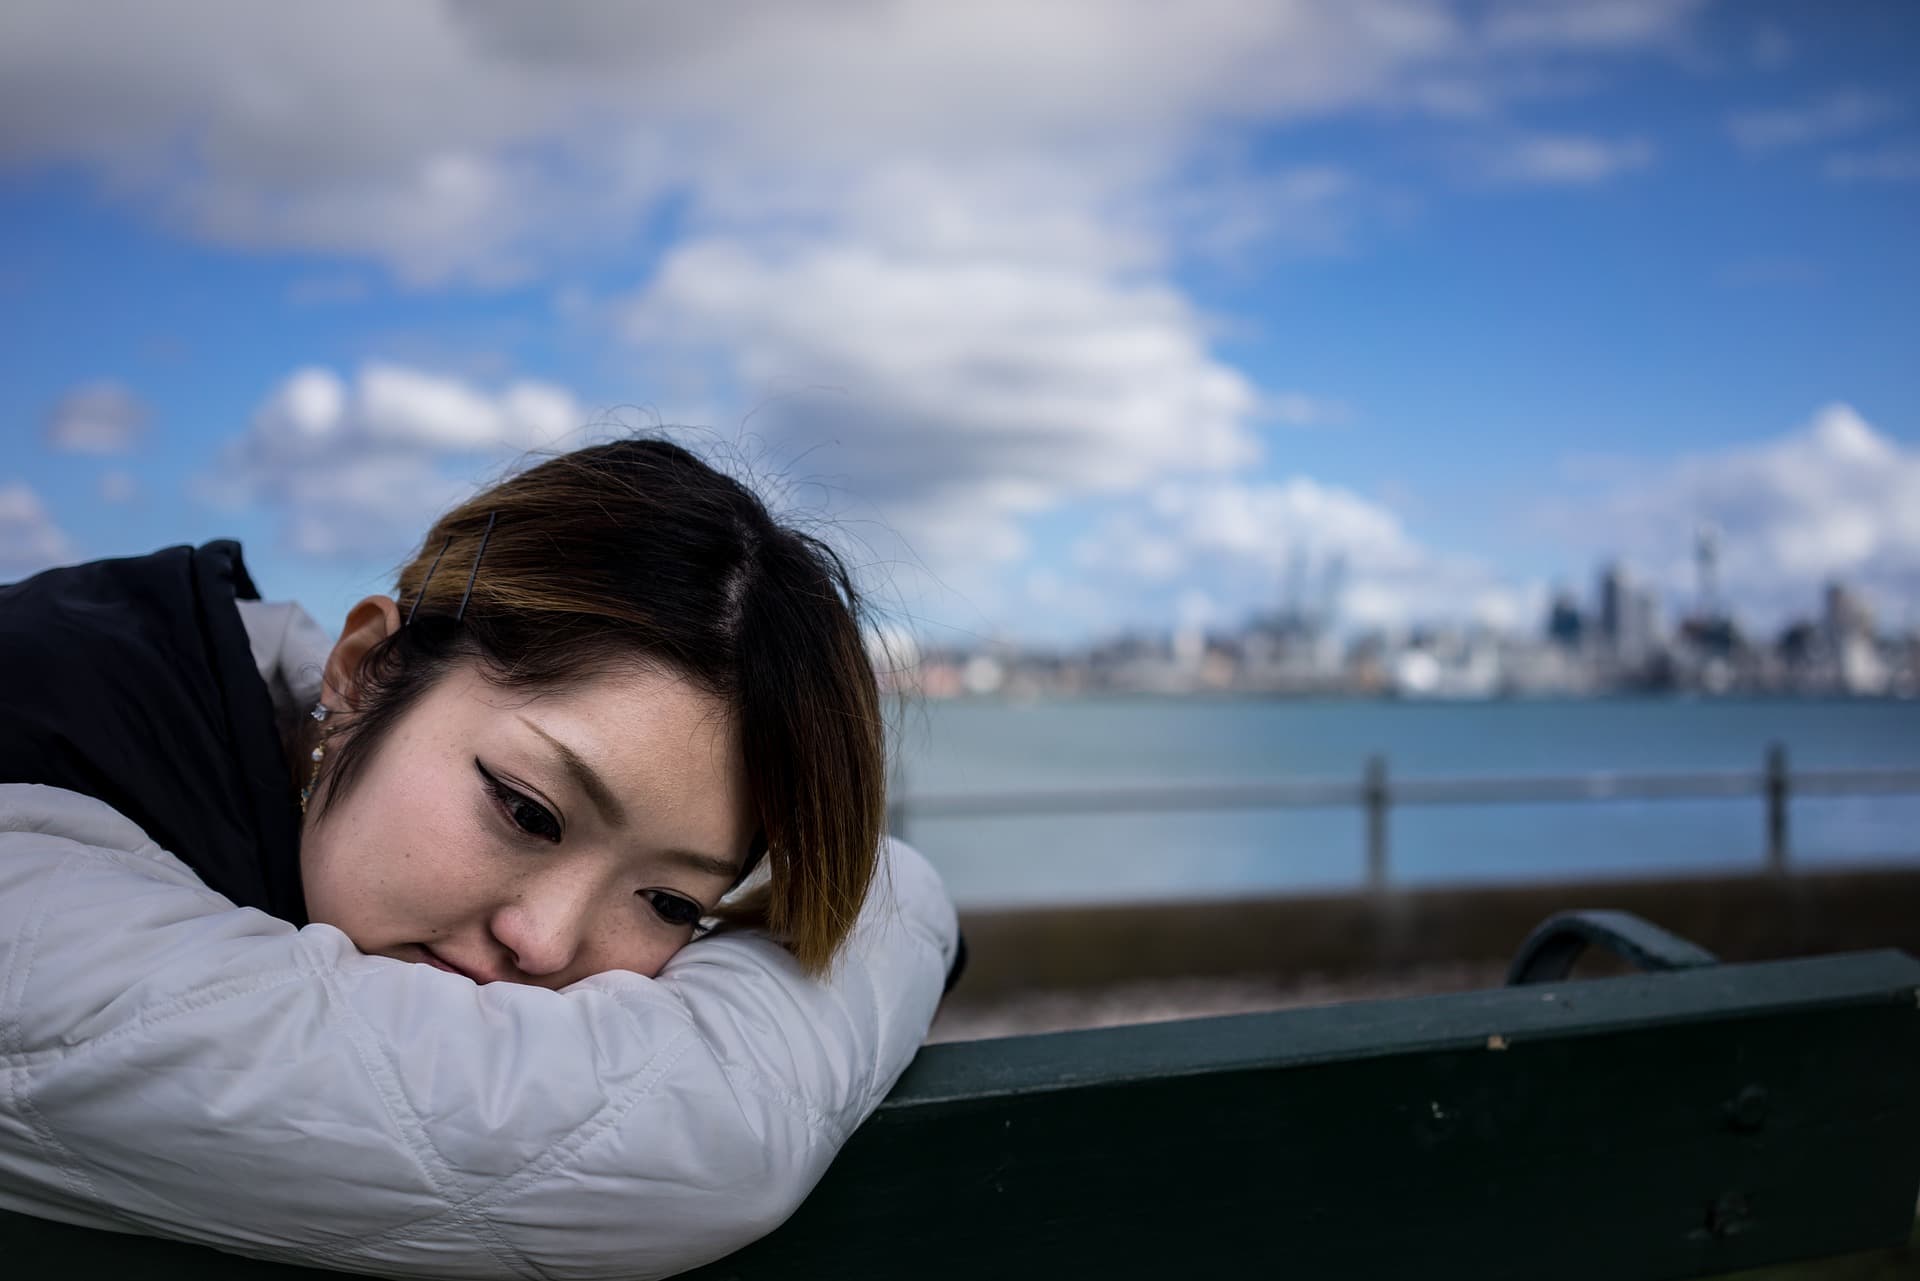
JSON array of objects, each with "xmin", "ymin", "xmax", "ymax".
[{"xmin": 0, "ymin": 602, "xmax": 959, "ymax": 1279}]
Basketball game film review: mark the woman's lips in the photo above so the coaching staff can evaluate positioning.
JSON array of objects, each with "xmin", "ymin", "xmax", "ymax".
[{"xmin": 417, "ymin": 944, "xmax": 483, "ymax": 982}]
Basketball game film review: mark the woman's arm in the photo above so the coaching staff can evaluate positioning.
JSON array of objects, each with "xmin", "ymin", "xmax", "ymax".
[{"xmin": 0, "ymin": 783, "xmax": 958, "ymax": 1281}]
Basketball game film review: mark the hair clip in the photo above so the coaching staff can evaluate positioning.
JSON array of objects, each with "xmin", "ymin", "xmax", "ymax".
[
  {"xmin": 456, "ymin": 510, "xmax": 498, "ymax": 622},
  {"xmin": 404, "ymin": 509, "xmax": 498, "ymax": 627},
  {"xmin": 405, "ymin": 535, "xmax": 453, "ymax": 626}
]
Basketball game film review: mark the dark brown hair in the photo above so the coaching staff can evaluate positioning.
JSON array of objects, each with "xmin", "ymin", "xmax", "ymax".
[{"xmin": 302, "ymin": 438, "xmax": 884, "ymax": 975}]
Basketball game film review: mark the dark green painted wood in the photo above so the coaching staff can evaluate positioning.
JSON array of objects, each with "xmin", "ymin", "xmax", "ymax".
[
  {"xmin": 684, "ymin": 950, "xmax": 1920, "ymax": 1281},
  {"xmin": 4, "ymin": 951, "xmax": 1917, "ymax": 1280}
]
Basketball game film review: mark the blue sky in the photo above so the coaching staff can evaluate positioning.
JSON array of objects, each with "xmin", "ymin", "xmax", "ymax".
[{"xmin": 2, "ymin": 0, "xmax": 1917, "ymax": 645}]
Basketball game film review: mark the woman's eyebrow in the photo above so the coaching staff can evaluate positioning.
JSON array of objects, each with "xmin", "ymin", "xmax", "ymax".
[
  {"xmin": 661, "ymin": 848, "xmax": 744, "ymax": 882},
  {"xmin": 518, "ymin": 716, "xmax": 627, "ymax": 829}
]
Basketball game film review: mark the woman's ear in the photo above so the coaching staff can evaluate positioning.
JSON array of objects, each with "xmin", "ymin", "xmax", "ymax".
[{"xmin": 322, "ymin": 596, "xmax": 402, "ymax": 710}]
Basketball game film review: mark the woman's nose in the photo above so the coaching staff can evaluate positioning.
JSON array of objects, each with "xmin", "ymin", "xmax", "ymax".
[{"xmin": 489, "ymin": 873, "xmax": 599, "ymax": 979}]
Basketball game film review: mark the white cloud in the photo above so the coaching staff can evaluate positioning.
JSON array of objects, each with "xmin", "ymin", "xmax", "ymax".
[
  {"xmin": 210, "ymin": 364, "xmax": 587, "ymax": 558},
  {"xmin": 1073, "ymin": 475, "xmax": 1527, "ymax": 630},
  {"xmin": 1748, "ymin": 23, "xmax": 1793, "ymax": 71},
  {"xmin": 1728, "ymin": 91, "xmax": 1900, "ymax": 152},
  {"xmin": 623, "ymin": 226, "xmax": 1263, "ymax": 574},
  {"xmin": 0, "ymin": 483, "xmax": 78, "ymax": 577},
  {"xmin": 1825, "ymin": 146, "xmax": 1920, "ymax": 183},
  {"xmin": 244, "ymin": 364, "xmax": 582, "ymax": 454},
  {"xmin": 99, "ymin": 470, "xmax": 138, "ymax": 504},
  {"xmin": 286, "ymin": 274, "xmax": 370, "ymax": 306},
  {"xmin": 0, "ymin": 0, "xmax": 1707, "ymax": 285},
  {"xmin": 1478, "ymin": 134, "xmax": 1654, "ymax": 185},
  {"xmin": 1154, "ymin": 164, "xmax": 1371, "ymax": 262},
  {"xmin": 1266, "ymin": 392, "xmax": 1355, "ymax": 427},
  {"xmin": 1482, "ymin": 0, "xmax": 1707, "ymax": 50},
  {"xmin": 43, "ymin": 381, "xmax": 149, "ymax": 454},
  {"xmin": 1572, "ymin": 404, "xmax": 1920, "ymax": 619}
]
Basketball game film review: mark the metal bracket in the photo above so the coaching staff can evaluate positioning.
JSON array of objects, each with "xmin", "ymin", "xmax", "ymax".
[{"xmin": 1507, "ymin": 909, "xmax": 1720, "ymax": 986}]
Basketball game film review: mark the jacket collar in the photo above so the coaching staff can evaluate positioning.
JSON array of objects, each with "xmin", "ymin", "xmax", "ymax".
[{"xmin": 0, "ymin": 541, "xmax": 309, "ymax": 922}]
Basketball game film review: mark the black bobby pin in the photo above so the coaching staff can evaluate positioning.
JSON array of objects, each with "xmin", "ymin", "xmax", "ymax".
[
  {"xmin": 456, "ymin": 510, "xmax": 499, "ymax": 622},
  {"xmin": 405, "ymin": 535, "xmax": 454, "ymax": 626}
]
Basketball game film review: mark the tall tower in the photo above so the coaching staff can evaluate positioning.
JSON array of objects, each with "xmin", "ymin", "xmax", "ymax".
[
  {"xmin": 1316, "ymin": 552, "xmax": 1347, "ymax": 634},
  {"xmin": 1597, "ymin": 562, "xmax": 1626, "ymax": 651},
  {"xmin": 1695, "ymin": 525, "xmax": 1721, "ymax": 620},
  {"xmin": 1282, "ymin": 543, "xmax": 1310, "ymax": 626}
]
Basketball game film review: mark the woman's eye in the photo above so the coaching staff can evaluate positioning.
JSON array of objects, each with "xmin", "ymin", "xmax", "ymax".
[
  {"xmin": 642, "ymin": 890, "xmax": 703, "ymax": 928},
  {"xmin": 477, "ymin": 762, "xmax": 562, "ymax": 843},
  {"xmin": 504, "ymin": 795, "xmax": 562, "ymax": 843}
]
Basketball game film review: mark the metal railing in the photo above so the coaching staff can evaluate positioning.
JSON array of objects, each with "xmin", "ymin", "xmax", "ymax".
[{"xmin": 885, "ymin": 742, "xmax": 1920, "ymax": 892}]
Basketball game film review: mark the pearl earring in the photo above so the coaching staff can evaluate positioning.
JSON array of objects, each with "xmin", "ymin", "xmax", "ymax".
[{"xmin": 300, "ymin": 702, "xmax": 331, "ymax": 815}]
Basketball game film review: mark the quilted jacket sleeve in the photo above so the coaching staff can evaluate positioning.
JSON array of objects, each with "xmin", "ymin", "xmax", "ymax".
[{"xmin": 0, "ymin": 783, "xmax": 958, "ymax": 1280}]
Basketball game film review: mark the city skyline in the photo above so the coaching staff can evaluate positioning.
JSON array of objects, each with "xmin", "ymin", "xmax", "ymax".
[{"xmin": 903, "ymin": 555, "xmax": 1913, "ymax": 701}]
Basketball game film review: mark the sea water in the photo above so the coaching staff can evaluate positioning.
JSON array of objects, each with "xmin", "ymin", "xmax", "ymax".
[{"xmin": 889, "ymin": 697, "xmax": 1920, "ymax": 907}]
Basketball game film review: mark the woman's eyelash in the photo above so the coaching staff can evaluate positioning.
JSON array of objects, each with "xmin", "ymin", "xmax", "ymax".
[
  {"xmin": 641, "ymin": 889, "xmax": 704, "ymax": 928},
  {"xmin": 475, "ymin": 761, "xmax": 563, "ymax": 843}
]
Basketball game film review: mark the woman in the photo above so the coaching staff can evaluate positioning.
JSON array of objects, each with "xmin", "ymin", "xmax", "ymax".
[{"xmin": 0, "ymin": 438, "xmax": 960, "ymax": 1279}]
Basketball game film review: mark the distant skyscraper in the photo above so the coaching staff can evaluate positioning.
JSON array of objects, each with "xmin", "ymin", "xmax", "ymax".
[
  {"xmin": 1594, "ymin": 562, "xmax": 1657, "ymax": 664},
  {"xmin": 1597, "ymin": 563, "xmax": 1626, "ymax": 651},
  {"xmin": 1823, "ymin": 581, "xmax": 1871, "ymax": 645},
  {"xmin": 1625, "ymin": 586, "xmax": 1660, "ymax": 660},
  {"xmin": 1317, "ymin": 553, "xmax": 1346, "ymax": 634},
  {"xmin": 1823, "ymin": 581, "xmax": 1885, "ymax": 694},
  {"xmin": 1546, "ymin": 590, "xmax": 1584, "ymax": 648},
  {"xmin": 1695, "ymin": 526, "xmax": 1721, "ymax": 619}
]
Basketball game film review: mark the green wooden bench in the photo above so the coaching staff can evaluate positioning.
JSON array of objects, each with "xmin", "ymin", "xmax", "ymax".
[{"xmin": 6, "ymin": 912, "xmax": 1918, "ymax": 1280}]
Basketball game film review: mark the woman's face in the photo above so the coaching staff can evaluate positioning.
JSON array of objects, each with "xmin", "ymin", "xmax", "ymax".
[{"xmin": 299, "ymin": 598, "xmax": 754, "ymax": 987}]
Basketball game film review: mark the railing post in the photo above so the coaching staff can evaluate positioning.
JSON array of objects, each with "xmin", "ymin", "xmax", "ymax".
[
  {"xmin": 1364, "ymin": 755, "xmax": 1389, "ymax": 893},
  {"xmin": 1765, "ymin": 743, "xmax": 1789, "ymax": 875}
]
